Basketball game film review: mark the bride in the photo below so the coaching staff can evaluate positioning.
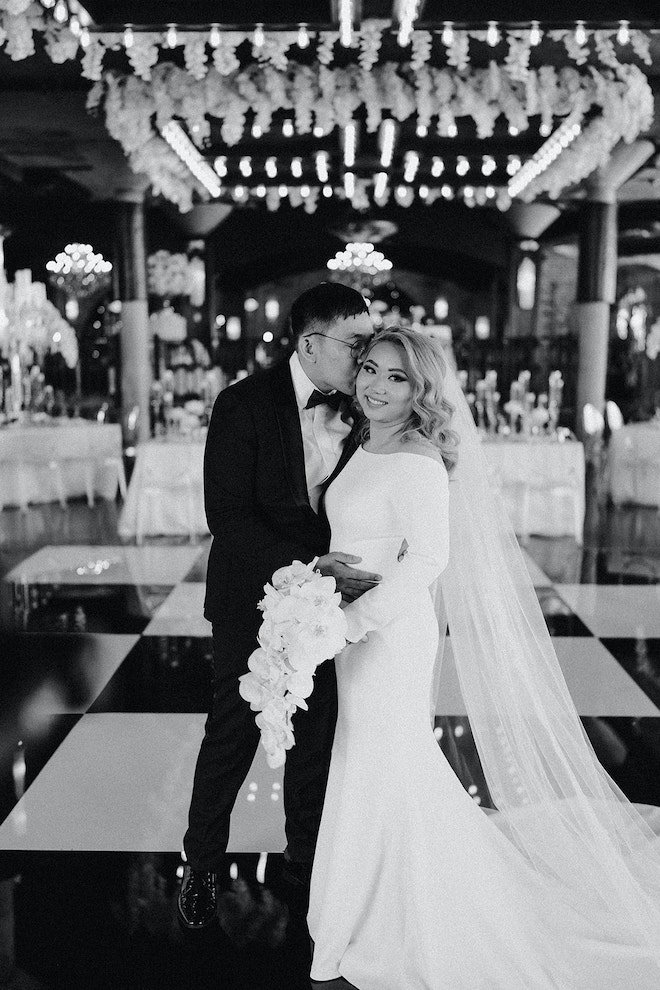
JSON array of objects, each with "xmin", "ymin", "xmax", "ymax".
[{"xmin": 307, "ymin": 327, "xmax": 660, "ymax": 989}]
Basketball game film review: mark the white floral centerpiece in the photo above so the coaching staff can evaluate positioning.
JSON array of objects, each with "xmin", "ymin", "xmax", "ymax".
[{"xmin": 239, "ymin": 559, "xmax": 348, "ymax": 768}]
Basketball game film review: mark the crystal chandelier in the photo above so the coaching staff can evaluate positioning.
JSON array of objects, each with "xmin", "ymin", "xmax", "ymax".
[{"xmin": 327, "ymin": 242, "xmax": 393, "ymax": 276}]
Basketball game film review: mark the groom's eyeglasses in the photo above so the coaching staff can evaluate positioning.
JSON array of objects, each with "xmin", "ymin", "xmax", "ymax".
[{"xmin": 303, "ymin": 332, "xmax": 375, "ymax": 360}]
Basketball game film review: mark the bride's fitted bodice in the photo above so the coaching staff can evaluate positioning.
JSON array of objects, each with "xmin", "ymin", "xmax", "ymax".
[{"xmin": 324, "ymin": 447, "xmax": 450, "ymax": 644}]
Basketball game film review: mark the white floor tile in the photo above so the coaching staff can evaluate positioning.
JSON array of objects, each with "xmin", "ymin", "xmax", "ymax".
[
  {"xmin": 5, "ymin": 545, "xmax": 204, "ymax": 586},
  {"xmin": 435, "ymin": 637, "xmax": 660, "ymax": 717},
  {"xmin": 0, "ymin": 713, "xmax": 285, "ymax": 853},
  {"xmin": 143, "ymin": 584, "xmax": 211, "ymax": 638},
  {"xmin": 556, "ymin": 585, "xmax": 660, "ymax": 638}
]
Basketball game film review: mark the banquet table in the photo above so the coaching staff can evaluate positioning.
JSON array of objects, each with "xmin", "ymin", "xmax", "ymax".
[
  {"xmin": 482, "ymin": 437, "xmax": 586, "ymax": 539},
  {"xmin": 118, "ymin": 438, "xmax": 207, "ymax": 540},
  {"xmin": 119, "ymin": 433, "xmax": 585, "ymax": 543},
  {"xmin": 0, "ymin": 420, "xmax": 123, "ymax": 508},
  {"xmin": 608, "ymin": 422, "xmax": 660, "ymax": 507}
]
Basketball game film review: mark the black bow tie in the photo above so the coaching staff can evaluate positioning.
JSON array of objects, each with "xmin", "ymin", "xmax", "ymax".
[{"xmin": 305, "ymin": 389, "xmax": 346, "ymax": 411}]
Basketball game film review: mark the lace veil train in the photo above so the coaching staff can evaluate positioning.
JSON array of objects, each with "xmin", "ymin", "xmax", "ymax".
[{"xmin": 434, "ymin": 353, "xmax": 660, "ymax": 962}]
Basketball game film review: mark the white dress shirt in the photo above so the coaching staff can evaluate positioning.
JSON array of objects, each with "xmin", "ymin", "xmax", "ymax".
[{"xmin": 289, "ymin": 352, "xmax": 352, "ymax": 512}]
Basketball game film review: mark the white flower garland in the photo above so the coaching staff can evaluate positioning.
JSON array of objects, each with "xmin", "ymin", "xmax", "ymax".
[
  {"xmin": 239, "ymin": 560, "xmax": 348, "ymax": 769},
  {"xmin": 87, "ymin": 58, "xmax": 653, "ymax": 213}
]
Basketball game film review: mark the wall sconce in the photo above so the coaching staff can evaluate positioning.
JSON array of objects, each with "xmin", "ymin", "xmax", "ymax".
[
  {"xmin": 265, "ymin": 298, "xmax": 280, "ymax": 321},
  {"xmin": 516, "ymin": 256, "xmax": 537, "ymax": 311},
  {"xmin": 226, "ymin": 316, "xmax": 242, "ymax": 340},
  {"xmin": 475, "ymin": 316, "xmax": 490, "ymax": 339},
  {"xmin": 65, "ymin": 298, "xmax": 79, "ymax": 321}
]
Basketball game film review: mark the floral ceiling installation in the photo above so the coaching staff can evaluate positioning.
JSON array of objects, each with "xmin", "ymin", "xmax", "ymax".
[
  {"xmin": 0, "ymin": 4, "xmax": 655, "ymax": 212},
  {"xmin": 87, "ymin": 59, "xmax": 653, "ymax": 213}
]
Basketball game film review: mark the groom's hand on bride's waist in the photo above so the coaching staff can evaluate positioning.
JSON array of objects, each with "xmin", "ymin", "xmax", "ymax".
[{"xmin": 315, "ymin": 553, "xmax": 381, "ymax": 602}]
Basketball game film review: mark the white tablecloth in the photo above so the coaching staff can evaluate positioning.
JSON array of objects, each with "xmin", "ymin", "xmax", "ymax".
[
  {"xmin": 482, "ymin": 438, "xmax": 586, "ymax": 538},
  {"xmin": 118, "ymin": 439, "xmax": 207, "ymax": 539},
  {"xmin": 608, "ymin": 422, "xmax": 660, "ymax": 506},
  {"xmin": 118, "ymin": 435, "xmax": 585, "ymax": 542},
  {"xmin": 0, "ymin": 421, "xmax": 123, "ymax": 507}
]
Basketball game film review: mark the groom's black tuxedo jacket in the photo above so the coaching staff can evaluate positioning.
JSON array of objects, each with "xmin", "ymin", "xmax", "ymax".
[{"xmin": 203, "ymin": 358, "xmax": 357, "ymax": 656}]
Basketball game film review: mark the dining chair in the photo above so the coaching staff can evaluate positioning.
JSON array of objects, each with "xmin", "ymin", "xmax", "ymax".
[
  {"xmin": 518, "ymin": 467, "xmax": 584, "ymax": 546},
  {"xmin": 135, "ymin": 464, "xmax": 198, "ymax": 545},
  {"xmin": 8, "ymin": 459, "xmax": 68, "ymax": 512}
]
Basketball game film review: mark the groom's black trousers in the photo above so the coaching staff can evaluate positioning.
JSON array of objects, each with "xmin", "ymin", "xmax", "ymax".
[{"xmin": 183, "ymin": 625, "xmax": 338, "ymax": 872}]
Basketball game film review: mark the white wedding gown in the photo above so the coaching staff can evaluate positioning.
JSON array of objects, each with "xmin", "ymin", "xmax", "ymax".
[{"xmin": 307, "ymin": 447, "xmax": 660, "ymax": 990}]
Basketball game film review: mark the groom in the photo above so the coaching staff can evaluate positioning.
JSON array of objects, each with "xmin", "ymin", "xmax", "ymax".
[{"xmin": 178, "ymin": 281, "xmax": 379, "ymax": 929}]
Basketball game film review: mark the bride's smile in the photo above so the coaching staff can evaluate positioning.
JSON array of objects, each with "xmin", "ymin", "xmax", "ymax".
[{"xmin": 356, "ymin": 341, "xmax": 413, "ymax": 428}]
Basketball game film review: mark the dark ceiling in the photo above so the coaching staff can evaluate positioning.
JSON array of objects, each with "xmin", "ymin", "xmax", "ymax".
[{"xmin": 0, "ymin": 2, "xmax": 659, "ymax": 290}]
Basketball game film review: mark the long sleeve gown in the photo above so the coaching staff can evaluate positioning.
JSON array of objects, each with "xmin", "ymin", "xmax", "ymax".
[{"xmin": 307, "ymin": 446, "xmax": 660, "ymax": 990}]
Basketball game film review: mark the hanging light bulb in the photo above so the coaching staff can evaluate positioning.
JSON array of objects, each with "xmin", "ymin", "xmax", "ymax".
[
  {"xmin": 123, "ymin": 24, "xmax": 134, "ymax": 49},
  {"xmin": 447, "ymin": 122, "xmax": 458, "ymax": 138},
  {"xmin": 209, "ymin": 24, "xmax": 221, "ymax": 48},
  {"xmin": 574, "ymin": 20, "xmax": 587, "ymax": 46},
  {"xmin": 379, "ymin": 119, "xmax": 397, "ymax": 168},
  {"xmin": 282, "ymin": 119, "xmax": 294, "ymax": 138},
  {"xmin": 297, "ymin": 23, "xmax": 310, "ymax": 48},
  {"xmin": 343, "ymin": 121, "xmax": 357, "ymax": 169},
  {"xmin": 344, "ymin": 172, "xmax": 355, "ymax": 197},
  {"xmin": 529, "ymin": 20, "xmax": 542, "ymax": 46},
  {"xmin": 166, "ymin": 24, "xmax": 178, "ymax": 48},
  {"xmin": 315, "ymin": 151, "xmax": 329, "ymax": 183},
  {"xmin": 214, "ymin": 156, "xmax": 227, "ymax": 177},
  {"xmin": 239, "ymin": 157, "xmax": 252, "ymax": 177},
  {"xmin": 456, "ymin": 156, "xmax": 470, "ymax": 177},
  {"xmin": 431, "ymin": 157, "xmax": 444, "ymax": 178},
  {"xmin": 441, "ymin": 21, "xmax": 454, "ymax": 46},
  {"xmin": 253, "ymin": 23, "xmax": 265, "ymax": 47},
  {"xmin": 265, "ymin": 157, "xmax": 278, "ymax": 179},
  {"xmin": 251, "ymin": 122, "xmax": 262, "ymax": 138},
  {"xmin": 290, "ymin": 157, "xmax": 303, "ymax": 178},
  {"xmin": 373, "ymin": 172, "xmax": 388, "ymax": 200},
  {"xmin": 486, "ymin": 21, "xmax": 500, "ymax": 46},
  {"xmin": 617, "ymin": 19, "xmax": 630, "ymax": 45},
  {"xmin": 403, "ymin": 151, "xmax": 419, "ymax": 183},
  {"xmin": 69, "ymin": 14, "xmax": 80, "ymax": 35},
  {"xmin": 339, "ymin": 0, "xmax": 354, "ymax": 47},
  {"xmin": 79, "ymin": 26, "xmax": 90, "ymax": 46}
]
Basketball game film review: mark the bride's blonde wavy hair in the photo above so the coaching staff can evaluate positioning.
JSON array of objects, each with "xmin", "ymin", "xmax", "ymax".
[{"xmin": 356, "ymin": 326, "xmax": 459, "ymax": 474}]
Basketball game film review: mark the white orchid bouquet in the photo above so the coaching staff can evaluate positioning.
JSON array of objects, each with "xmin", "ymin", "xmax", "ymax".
[{"xmin": 239, "ymin": 559, "xmax": 348, "ymax": 769}]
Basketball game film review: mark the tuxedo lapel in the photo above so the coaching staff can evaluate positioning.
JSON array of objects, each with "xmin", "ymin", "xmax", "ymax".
[
  {"xmin": 268, "ymin": 360, "xmax": 310, "ymax": 509},
  {"xmin": 322, "ymin": 423, "xmax": 359, "ymax": 496}
]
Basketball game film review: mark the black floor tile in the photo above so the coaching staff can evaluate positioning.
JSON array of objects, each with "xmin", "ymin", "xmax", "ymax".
[
  {"xmin": 12, "ymin": 853, "xmax": 312, "ymax": 990},
  {"xmin": 8, "ymin": 584, "xmax": 173, "ymax": 634},
  {"xmin": 88, "ymin": 637, "xmax": 214, "ymax": 713}
]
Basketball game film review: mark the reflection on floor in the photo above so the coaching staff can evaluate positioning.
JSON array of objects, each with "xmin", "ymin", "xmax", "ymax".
[{"xmin": 0, "ymin": 497, "xmax": 659, "ymax": 988}]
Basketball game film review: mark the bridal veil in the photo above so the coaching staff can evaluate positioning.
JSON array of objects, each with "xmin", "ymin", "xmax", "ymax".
[{"xmin": 435, "ymin": 350, "xmax": 660, "ymax": 963}]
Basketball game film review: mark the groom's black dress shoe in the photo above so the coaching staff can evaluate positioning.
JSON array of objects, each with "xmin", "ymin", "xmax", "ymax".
[{"xmin": 177, "ymin": 866, "xmax": 218, "ymax": 929}]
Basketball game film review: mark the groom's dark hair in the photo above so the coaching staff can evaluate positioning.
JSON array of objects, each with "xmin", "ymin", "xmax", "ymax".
[{"xmin": 290, "ymin": 282, "xmax": 369, "ymax": 345}]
